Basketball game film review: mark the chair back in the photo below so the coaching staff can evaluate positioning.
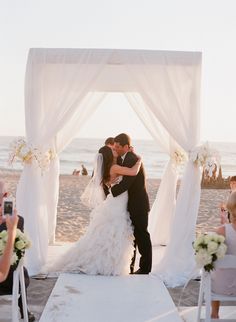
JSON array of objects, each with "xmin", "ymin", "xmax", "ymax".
[
  {"xmin": 0, "ymin": 259, "xmax": 29, "ymax": 322},
  {"xmin": 197, "ymin": 255, "xmax": 236, "ymax": 322}
]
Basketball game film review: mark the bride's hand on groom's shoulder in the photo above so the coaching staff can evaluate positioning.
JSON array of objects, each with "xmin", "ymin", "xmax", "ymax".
[{"xmin": 129, "ymin": 146, "xmax": 141, "ymax": 162}]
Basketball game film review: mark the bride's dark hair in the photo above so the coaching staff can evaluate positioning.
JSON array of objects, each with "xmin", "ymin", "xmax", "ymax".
[{"xmin": 98, "ymin": 145, "xmax": 114, "ymax": 185}]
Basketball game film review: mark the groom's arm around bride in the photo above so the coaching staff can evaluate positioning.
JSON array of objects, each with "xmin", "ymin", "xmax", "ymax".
[{"xmin": 112, "ymin": 152, "xmax": 149, "ymax": 212}]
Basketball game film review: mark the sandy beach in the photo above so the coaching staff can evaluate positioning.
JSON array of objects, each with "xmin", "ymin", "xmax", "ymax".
[{"xmin": 0, "ymin": 171, "xmax": 230, "ymax": 320}]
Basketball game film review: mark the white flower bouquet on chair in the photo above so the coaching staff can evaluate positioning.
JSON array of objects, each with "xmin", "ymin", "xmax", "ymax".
[
  {"xmin": 0, "ymin": 228, "xmax": 31, "ymax": 266},
  {"xmin": 193, "ymin": 233, "xmax": 227, "ymax": 272}
]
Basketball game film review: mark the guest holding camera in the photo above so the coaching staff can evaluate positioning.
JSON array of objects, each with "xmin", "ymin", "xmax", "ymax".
[
  {"xmin": 211, "ymin": 191, "xmax": 236, "ymax": 319},
  {"xmin": 0, "ymin": 212, "xmax": 18, "ymax": 282},
  {"xmin": 0, "ymin": 181, "xmax": 35, "ymax": 322}
]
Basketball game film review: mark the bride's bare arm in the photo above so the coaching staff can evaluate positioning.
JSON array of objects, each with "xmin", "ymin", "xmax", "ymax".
[{"xmin": 111, "ymin": 158, "xmax": 141, "ymax": 176}]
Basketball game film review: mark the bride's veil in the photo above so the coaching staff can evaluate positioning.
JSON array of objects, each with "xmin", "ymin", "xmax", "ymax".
[{"xmin": 80, "ymin": 153, "xmax": 106, "ymax": 208}]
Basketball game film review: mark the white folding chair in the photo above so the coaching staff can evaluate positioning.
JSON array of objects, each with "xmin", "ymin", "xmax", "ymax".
[
  {"xmin": 0, "ymin": 258, "xmax": 29, "ymax": 322},
  {"xmin": 197, "ymin": 254, "xmax": 236, "ymax": 322}
]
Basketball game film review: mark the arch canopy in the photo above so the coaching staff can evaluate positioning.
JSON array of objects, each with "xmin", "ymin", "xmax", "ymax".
[{"xmin": 17, "ymin": 48, "xmax": 202, "ymax": 287}]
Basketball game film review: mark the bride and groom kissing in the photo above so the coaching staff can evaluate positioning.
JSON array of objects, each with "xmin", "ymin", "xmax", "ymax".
[{"xmin": 57, "ymin": 133, "xmax": 152, "ymax": 275}]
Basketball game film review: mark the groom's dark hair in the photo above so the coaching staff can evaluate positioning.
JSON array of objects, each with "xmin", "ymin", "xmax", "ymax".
[{"xmin": 114, "ymin": 133, "xmax": 131, "ymax": 147}]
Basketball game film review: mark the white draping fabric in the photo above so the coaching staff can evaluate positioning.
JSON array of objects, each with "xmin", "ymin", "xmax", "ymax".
[
  {"xmin": 17, "ymin": 49, "xmax": 110, "ymax": 274},
  {"xmin": 155, "ymin": 161, "xmax": 201, "ymax": 286},
  {"xmin": 17, "ymin": 48, "xmax": 201, "ymax": 279},
  {"xmin": 125, "ymin": 93, "xmax": 180, "ymax": 246},
  {"xmin": 125, "ymin": 52, "xmax": 202, "ymax": 286}
]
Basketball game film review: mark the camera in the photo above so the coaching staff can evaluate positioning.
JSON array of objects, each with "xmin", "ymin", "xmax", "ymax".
[{"xmin": 2, "ymin": 198, "xmax": 14, "ymax": 216}]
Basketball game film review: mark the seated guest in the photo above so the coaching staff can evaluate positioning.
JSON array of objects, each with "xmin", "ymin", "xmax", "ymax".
[
  {"xmin": 220, "ymin": 175, "xmax": 236, "ymax": 224},
  {"xmin": 0, "ymin": 213, "xmax": 18, "ymax": 282},
  {"xmin": 211, "ymin": 191, "xmax": 236, "ymax": 319},
  {"xmin": 0, "ymin": 181, "xmax": 35, "ymax": 322},
  {"xmin": 72, "ymin": 169, "xmax": 80, "ymax": 176}
]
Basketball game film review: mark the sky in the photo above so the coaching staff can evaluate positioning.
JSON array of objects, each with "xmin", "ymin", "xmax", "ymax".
[{"xmin": 0, "ymin": 0, "xmax": 236, "ymax": 141}]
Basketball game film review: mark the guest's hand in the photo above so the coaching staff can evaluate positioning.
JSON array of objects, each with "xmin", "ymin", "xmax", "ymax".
[
  {"xmin": 6, "ymin": 210, "xmax": 18, "ymax": 236},
  {"xmin": 219, "ymin": 204, "xmax": 229, "ymax": 224}
]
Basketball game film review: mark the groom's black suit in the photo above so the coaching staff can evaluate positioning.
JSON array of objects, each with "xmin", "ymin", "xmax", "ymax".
[{"xmin": 111, "ymin": 152, "xmax": 152, "ymax": 273}]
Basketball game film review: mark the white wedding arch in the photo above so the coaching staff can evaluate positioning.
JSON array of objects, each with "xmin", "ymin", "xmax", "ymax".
[{"xmin": 16, "ymin": 48, "xmax": 202, "ymax": 286}]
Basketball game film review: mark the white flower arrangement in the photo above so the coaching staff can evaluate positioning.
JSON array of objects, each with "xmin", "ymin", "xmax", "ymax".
[
  {"xmin": 189, "ymin": 142, "xmax": 220, "ymax": 169},
  {"xmin": 193, "ymin": 233, "xmax": 227, "ymax": 272},
  {"xmin": 172, "ymin": 149, "xmax": 187, "ymax": 165},
  {"xmin": 8, "ymin": 138, "xmax": 56, "ymax": 174},
  {"xmin": 0, "ymin": 228, "xmax": 31, "ymax": 266}
]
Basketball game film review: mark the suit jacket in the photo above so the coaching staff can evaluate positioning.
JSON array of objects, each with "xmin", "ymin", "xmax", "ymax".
[
  {"xmin": 0, "ymin": 216, "xmax": 29, "ymax": 295},
  {"xmin": 111, "ymin": 152, "xmax": 150, "ymax": 215}
]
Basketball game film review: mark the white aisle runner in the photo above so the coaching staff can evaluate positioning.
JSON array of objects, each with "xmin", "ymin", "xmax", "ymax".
[{"xmin": 39, "ymin": 273, "xmax": 182, "ymax": 322}]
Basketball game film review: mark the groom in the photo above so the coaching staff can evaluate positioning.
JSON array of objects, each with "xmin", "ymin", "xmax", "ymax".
[{"xmin": 111, "ymin": 133, "xmax": 152, "ymax": 274}]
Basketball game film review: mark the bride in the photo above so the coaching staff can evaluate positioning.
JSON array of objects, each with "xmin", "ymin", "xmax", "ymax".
[{"xmin": 56, "ymin": 145, "xmax": 141, "ymax": 275}]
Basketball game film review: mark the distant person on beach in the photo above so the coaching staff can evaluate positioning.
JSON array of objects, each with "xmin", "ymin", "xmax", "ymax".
[
  {"xmin": 0, "ymin": 181, "xmax": 35, "ymax": 321},
  {"xmin": 211, "ymin": 191, "xmax": 236, "ymax": 319},
  {"xmin": 81, "ymin": 164, "xmax": 88, "ymax": 176},
  {"xmin": 220, "ymin": 175, "xmax": 236, "ymax": 224},
  {"xmin": 54, "ymin": 136, "xmax": 148, "ymax": 275},
  {"xmin": 105, "ymin": 137, "xmax": 114, "ymax": 149},
  {"xmin": 72, "ymin": 169, "xmax": 80, "ymax": 176}
]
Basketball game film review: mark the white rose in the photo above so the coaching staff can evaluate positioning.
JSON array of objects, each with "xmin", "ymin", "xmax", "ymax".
[
  {"xmin": 207, "ymin": 241, "xmax": 218, "ymax": 254},
  {"xmin": 195, "ymin": 249, "xmax": 212, "ymax": 267},
  {"xmin": 16, "ymin": 229, "xmax": 24, "ymax": 238},
  {"xmin": 209, "ymin": 233, "xmax": 220, "ymax": 243},
  {"xmin": 193, "ymin": 240, "xmax": 199, "ymax": 249},
  {"xmin": 209, "ymin": 234, "xmax": 217, "ymax": 242},
  {"xmin": 216, "ymin": 244, "xmax": 227, "ymax": 259},
  {"xmin": 18, "ymin": 233, "xmax": 31, "ymax": 249},
  {"xmin": 194, "ymin": 235, "xmax": 204, "ymax": 249},
  {"xmin": 0, "ymin": 230, "xmax": 7, "ymax": 238},
  {"xmin": 19, "ymin": 233, "xmax": 27, "ymax": 243},
  {"xmin": 15, "ymin": 240, "xmax": 25, "ymax": 250},
  {"xmin": 217, "ymin": 235, "xmax": 225, "ymax": 243}
]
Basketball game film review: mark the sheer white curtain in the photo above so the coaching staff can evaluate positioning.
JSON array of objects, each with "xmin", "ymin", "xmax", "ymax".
[
  {"xmin": 17, "ymin": 49, "xmax": 110, "ymax": 274},
  {"xmin": 125, "ymin": 93, "xmax": 181, "ymax": 246},
  {"xmin": 125, "ymin": 51, "xmax": 202, "ymax": 286}
]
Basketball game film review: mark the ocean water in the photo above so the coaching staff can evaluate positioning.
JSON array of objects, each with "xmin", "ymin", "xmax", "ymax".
[{"xmin": 0, "ymin": 136, "xmax": 236, "ymax": 179}]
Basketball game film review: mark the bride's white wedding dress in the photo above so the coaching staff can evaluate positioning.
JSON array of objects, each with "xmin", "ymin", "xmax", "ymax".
[{"xmin": 56, "ymin": 187, "xmax": 134, "ymax": 276}]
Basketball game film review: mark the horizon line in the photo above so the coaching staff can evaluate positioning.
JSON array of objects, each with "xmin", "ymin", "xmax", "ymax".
[{"xmin": 0, "ymin": 134, "xmax": 236, "ymax": 144}]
